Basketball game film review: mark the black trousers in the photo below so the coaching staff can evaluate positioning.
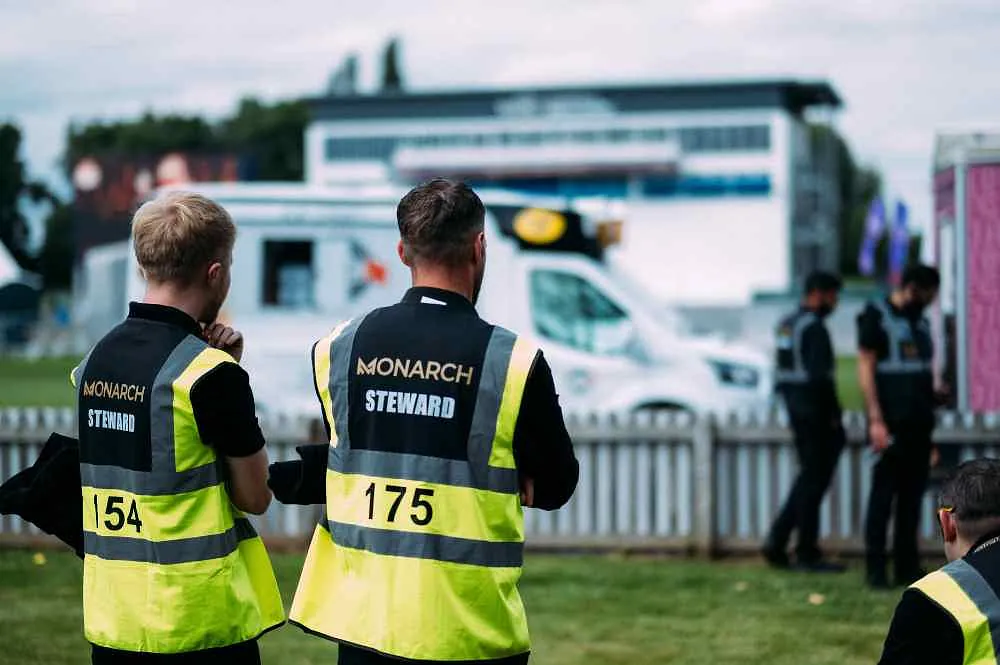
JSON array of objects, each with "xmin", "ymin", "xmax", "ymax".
[
  {"xmin": 864, "ymin": 425, "xmax": 933, "ymax": 583},
  {"xmin": 767, "ymin": 416, "xmax": 845, "ymax": 562},
  {"xmin": 337, "ymin": 643, "xmax": 530, "ymax": 665},
  {"xmin": 91, "ymin": 640, "xmax": 260, "ymax": 665}
]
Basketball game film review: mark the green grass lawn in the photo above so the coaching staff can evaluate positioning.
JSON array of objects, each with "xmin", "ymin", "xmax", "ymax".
[
  {"xmin": 0, "ymin": 550, "xmax": 899, "ymax": 665},
  {"xmin": 837, "ymin": 356, "xmax": 862, "ymax": 412},
  {"xmin": 0, "ymin": 356, "xmax": 80, "ymax": 407},
  {"xmin": 2, "ymin": 354, "xmax": 867, "ymax": 413}
]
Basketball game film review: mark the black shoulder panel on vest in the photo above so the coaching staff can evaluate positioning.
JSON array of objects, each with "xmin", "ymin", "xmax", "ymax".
[
  {"xmin": 347, "ymin": 302, "xmax": 495, "ymax": 461},
  {"xmin": 78, "ymin": 319, "xmax": 189, "ymax": 471}
]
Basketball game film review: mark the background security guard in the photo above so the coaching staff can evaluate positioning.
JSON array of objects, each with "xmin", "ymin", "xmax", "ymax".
[
  {"xmin": 878, "ymin": 459, "xmax": 1000, "ymax": 665},
  {"xmin": 763, "ymin": 271, "xmax": 846, "ymax": 572},
  {"xmin": 286, "ymin": 179, "xmax": 579, "ymax": 665},
  {"xmin": 858, "ymin": 263, "xmax": 943, "ymax": 589},
  {"xmin": 75, "ymin": 192, "xmax": 284, "ymax": 664}
]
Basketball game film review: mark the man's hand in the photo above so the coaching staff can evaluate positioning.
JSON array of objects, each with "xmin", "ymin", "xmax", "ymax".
[
  {"xmin": 934, "ymin": 382, "xmax": 952, "ymax": 407},
  {"xmin": 519, "ymin": 476, "xmax": 535, "ymax": 508},
  {"xmin": 930, "ymin": 446, "xmax": 941, "ymax": 468},
  {"xmin": 869, "ymin": 419, "xmax": 891, "ymax": 453},
  {"xmin": 204, "ymin": 322, "xmax": 244, "ymax": 362}
]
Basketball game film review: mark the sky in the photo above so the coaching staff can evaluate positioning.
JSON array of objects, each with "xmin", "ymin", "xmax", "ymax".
[{"xmin": 2, "ymin": 0, "xmax": 999, "ymax": 237}]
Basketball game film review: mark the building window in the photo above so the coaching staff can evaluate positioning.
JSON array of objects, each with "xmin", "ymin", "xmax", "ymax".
[
  {"xmin": 325, "ymin": 137, "xmax": 397, "ymax": 161},
  {"xmin": 679, "ymin": 125, "xmax": 770, "ymax": 153},
  {"xmin": 262, "ymin": 240, "xmax": 314, "ymax": 308},
  {"xmin": 642, "ymin": 174, "xmax": 771, "ymax": 198},
  {"xmin": 529, "ymin": 270, "xmax": 635, "ymax": 356}
]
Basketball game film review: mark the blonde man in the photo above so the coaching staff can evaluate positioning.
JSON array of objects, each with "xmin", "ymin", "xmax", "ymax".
[{"xmin": 73, "ymin": 191, "xmax": 283, "ymax": 665}]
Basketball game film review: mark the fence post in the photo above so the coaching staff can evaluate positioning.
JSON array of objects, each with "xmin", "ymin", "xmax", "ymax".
[{"xmin": 692, "ymin": 413, "xmax": 717, "ymax": 558}]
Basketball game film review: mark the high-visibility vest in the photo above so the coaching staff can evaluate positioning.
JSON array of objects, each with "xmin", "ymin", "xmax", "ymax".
[
  {"xmin": 290, "ymin": 317, "xmax": 536, "ymax": 661},
  {"xmin": 73, "ymin": 335, "xmax": 284, "ymax": 653},
  {"xmin": 774, "ymin": 309, "xmax": 833, "ymax": 386},
  {"xmin": 912, "ymin": 559, "xmax": 1000, "ymax": 664},
  {"xmin": 870, "ymin": 299, "xmax": 933, "ymax": 378}
]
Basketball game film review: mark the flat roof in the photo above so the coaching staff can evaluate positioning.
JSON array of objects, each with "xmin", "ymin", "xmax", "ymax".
[{"xmin": 308, "ymin": 79, "xmax": 842, "ymax": 122}]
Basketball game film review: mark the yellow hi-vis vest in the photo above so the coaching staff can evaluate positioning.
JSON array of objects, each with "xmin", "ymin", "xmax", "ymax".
[
  {"xmin": 290, "ymin": 319, "xmax": 537, "ymax": 661},
  {"xmin": 73, "ymin": 336, "xmax": 285, "ymax": 653},
  {"xmin": 912, "ymin": 559, "xmax": 1000, "ymax": 664}
]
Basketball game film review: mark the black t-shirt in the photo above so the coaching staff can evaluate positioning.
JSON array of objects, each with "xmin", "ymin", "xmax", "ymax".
[
  {"xmin": 857, "ymin": 301, "xmax": 895, "ymax": 358},
  {"xmin": 128, "ymin": 303, "xmax": 265, "ymax": 458}
]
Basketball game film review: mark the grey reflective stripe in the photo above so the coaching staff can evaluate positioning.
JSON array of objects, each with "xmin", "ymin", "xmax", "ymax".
[
  {"xmin": 468, "ymin": 327, "xmax": 518, "ymax": 472},
  {"xmin": 328, "ymin": 318, "xmax": 364, "ymax": 455},
  {"xmin": 775, "ymin": 313, "xmax": 826, "ymax": 384},
  {"xmin": 328, "ymin": 449, "xmax": 518, "ymax": 494},
  {"xmin": 150, "ymin": 335, "xmax": 211, "ymax": 472},
  {"xmin": 943, "ymin": 559, "xmax": 1000, "ymax": 657},
  {"xmin": 72, "ymin": 347, "xmax": 94, "ymax": 391},
  {"xmin": 81, "ymin": 462, "xmax": 220, "ymax": 495},
  {"xmin": 872, "ymin": 300, "xmax": 933, "ymax": 375},
  {"xmin": 322, "ymin": 519, "xmax": 523, "ymax": 568},
  {"xmin": 84, "ymin": 518, "xmax": 258, "ymax": 565}
]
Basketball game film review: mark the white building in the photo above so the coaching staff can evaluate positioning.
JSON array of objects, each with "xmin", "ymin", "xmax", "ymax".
[{"xmin": 304, "ymin": 79, "xmax": 843, "ymax": 305}]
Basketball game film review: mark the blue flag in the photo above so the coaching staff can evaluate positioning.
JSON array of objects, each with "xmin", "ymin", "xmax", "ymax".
[
  {"xmin": 858, "ymin": 198, "xmax": 885, "ymax": 276},
  {"xmin": 888, "ymin": 200, "xmax": 910, "ymax": 285}
]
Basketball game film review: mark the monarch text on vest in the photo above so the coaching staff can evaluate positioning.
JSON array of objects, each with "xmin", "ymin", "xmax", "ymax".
[
  {"xmin": 357, "ymin": 357, "xmax": 475, "ymax": 386},
  {"xmin": 82, "ymin": 380, "xmax": 147, "ymax": 402},
  {"xmin": 364, "ymin": 390, "xmax": 456, "ymax": 419}
]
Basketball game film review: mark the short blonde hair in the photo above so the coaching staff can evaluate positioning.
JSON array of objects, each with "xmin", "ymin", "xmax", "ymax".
[{"xmin": 132, "ymin": 191, "xmax": 236, "ymax": 284}]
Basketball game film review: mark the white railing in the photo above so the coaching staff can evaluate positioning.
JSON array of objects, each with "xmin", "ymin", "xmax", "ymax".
[{"xmin": 2, "ymin": 407, "xmax": 999, "ymax": 554}]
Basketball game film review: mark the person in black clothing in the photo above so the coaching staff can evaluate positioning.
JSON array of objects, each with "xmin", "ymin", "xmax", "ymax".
[
  {"xmin": 269, "ymin": 179, "xmax": 578, "ymax": 665},
  {"xmin": 763, "ymin": 271, "xmax": 846, "ymax": 572},
  {"xmin": 878, "ymin": 459, "xmax": 1000, "ymax": 665},
  {"xmin": 859, "ymin": 264, "xmax": 944, "ymax": 589},
  {"xmin": 84, "ymin": 192, "xmax": 278, "ymax": 665}
]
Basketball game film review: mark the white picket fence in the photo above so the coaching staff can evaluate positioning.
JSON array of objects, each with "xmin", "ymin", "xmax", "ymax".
[{"xmin": 2, "ymin": 407, "xmax": 999, "ymax": 554}]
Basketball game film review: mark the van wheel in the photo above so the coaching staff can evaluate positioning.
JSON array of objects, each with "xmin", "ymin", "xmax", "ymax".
[{"xmin": 633, "ymin": 402, "xmax": 692, "ymax": 415}]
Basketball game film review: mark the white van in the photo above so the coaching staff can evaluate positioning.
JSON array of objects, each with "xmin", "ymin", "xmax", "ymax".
[{"xmin": 126, "ymin": 183, "xmax": 773, "ymax": 417}]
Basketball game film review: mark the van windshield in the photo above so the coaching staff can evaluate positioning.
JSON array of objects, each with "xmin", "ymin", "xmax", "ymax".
[{"xmin": 605, "ymin": 264, "xmax": 695, "ymax": 336}]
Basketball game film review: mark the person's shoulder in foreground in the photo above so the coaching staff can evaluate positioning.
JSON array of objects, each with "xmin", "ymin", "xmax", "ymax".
[
  {"xmin": 878, "ymin": 457, "xmax": 1000, "ymax": 665},
  {"xmin": 878, "ymin": 587, "xmax": 963, "ymax": 665}
]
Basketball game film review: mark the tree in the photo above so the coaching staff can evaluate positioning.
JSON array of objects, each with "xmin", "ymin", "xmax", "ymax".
[
  {"xmin": 65, "ymin": 112, "xmax": 216, "ymax": 170},
  {"xmin": 37, "ymin": 202, "xmax": 74, "ymax": 290},
  {"xmin": 65, "ymin": 101, "xmax": 309, "ymax": 182},
  {"xmin": 0, "ymin": 123, "xmax": 45, "ymax": 272},
  {"xmin": 808, "ymin": 123, "xmax": 884, "ymax": 278},
  {"xmin": 219, "ymin": 98, "xmax": 309, "ymax": 181},
  {"xmin": 380, "ymin": 37, "xmax": 404, "ymax": 93}
]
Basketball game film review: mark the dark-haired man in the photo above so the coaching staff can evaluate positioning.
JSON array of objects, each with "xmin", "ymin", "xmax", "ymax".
[
  {"xmin": 859, "ymin": 264, "xmax": 943, "ymax": 588},
  {"xmin": 763, "ymin": 271, "xmax": 846, "ymax": 572},
  {"xmin": 286, "ymin": 179, "xmax": 579, "ymax": 665},
  {"xmin": 878, "ymin": 458, "xmax": 1000, "ymax": 665}
]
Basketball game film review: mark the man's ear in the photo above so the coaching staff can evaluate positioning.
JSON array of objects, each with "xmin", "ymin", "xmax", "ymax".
[
  {"xmin": 474, "ymin": 232, "xmax": 486, "ymax": 264},
  {"xmin": 206, "ymin": 261, "xmax": 223, "ymax": 283},
  {"xmin": 398, "ymin": 240, "xmax": 412, "ymax": 267},
  {"xmin": 942, "ymin": 510, "xmax": 960, "ymax": 544}
]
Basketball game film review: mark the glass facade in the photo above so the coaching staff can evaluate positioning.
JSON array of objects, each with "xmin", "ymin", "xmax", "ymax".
[{"xmin": 323, "ymin": 124, "xmax": 771, "ymax": 162}]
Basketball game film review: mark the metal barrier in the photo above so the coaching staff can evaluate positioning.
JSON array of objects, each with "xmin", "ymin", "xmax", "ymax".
[{"xmin": 2, "ymin": 407, "xmax": 999, "ymax": 554}]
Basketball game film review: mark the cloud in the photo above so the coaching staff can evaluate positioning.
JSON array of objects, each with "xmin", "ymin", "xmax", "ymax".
[{"xmin": 2, "ymin": 0, "xmax": 999, "ymax": 235}]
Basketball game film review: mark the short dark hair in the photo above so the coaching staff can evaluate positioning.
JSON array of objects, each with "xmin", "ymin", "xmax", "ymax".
[
  {"xmin": 939, "ymin": 459, "xmax": 1000, "ymax": 540},
  {"xmin": 902, "ymin": 264, "xmax": 941, "ymax": 291},
  {"xmin": 804, "ymin": 270, "xmax": 843, "ymax": 295},
  {"xmin": 396, "ymin": 179, "xmax": 486, "ymax": 266}
]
